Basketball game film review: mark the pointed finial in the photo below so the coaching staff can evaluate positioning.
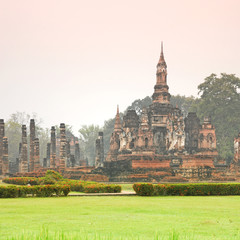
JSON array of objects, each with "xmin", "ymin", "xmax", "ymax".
[
  {"xmin": 114, "ymin": 105, "xmax": 121, "ymax": 132},
  {"xmin": 158, "ymin": 41, "xmax": 165, "ymax": 65}
]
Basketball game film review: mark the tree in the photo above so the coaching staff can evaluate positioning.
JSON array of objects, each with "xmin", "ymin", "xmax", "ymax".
[
  {"xmin": 125, "ymin": 96, "xmax": 152, "ymax": 115},
  {"xmin": 78, "ymin": 125, "xmax": 102, "ymax": 166},
  {"xmin": 193, "ymin": 73, "xmax": 240, "ymax": 162},
  {"xmin": 5, "ymin": 112, "xmax": 46, "ymax": 163},
  {"xmin": 170, "ymin": 95, "xmax": 197, "ymax": 117}
]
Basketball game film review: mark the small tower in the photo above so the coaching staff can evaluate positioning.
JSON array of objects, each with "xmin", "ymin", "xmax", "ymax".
[
  {"xmin": 114, "ymin": 105, "xmax": 122, "ymax": 132},
  {"xmin": 152, "ymin": 42, "xmax": 171, "ymax": 104},
  {"xmin": 105, "ymin": 106, "xmax": 122, "ymax": 162}
]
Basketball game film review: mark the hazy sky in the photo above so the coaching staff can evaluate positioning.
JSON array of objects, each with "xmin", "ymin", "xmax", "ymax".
[{"xmin": 0, "ymin": 0, "xmax": 240, "ymax": 134}]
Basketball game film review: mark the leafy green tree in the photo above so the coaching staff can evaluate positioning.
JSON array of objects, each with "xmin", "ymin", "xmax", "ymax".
[
  {"xmin": 170, "ymin": 95, "xmax": 197, "ymax": 117},
  {"xmin": 78, "ymin": 125, "xmax": 102, "ymax": 166},
  {"xmin": 125, "ymin": 96, "xmax": 152, "ymax": 115},
  {"xmin": 193, "ymin": 73, "xmax": 240, "ymax": 162}
]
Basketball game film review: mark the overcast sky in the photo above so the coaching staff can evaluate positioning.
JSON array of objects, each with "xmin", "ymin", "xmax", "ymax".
[{"xmin": 0, "ymin": 0, "xmax": 240, "ymax": 134}]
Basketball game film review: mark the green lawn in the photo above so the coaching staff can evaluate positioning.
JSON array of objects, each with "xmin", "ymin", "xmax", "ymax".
[{"xmin": 1, "ymin": 196, "xmax": 240, "ymax": 240}]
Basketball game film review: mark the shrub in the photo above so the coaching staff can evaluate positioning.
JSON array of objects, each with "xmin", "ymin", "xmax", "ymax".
[
  {"xmin": 0, "ymin": 185, "xmax": 70, "ymax": 198},
  {"xmin": 83, "ymin": 184, "xmax": 122, "ymax": 193},
  {"xmin": 153, "ymin": 184, "xmax": 166, "ymax": 196},
  {"xmin": 2, "ymin": 177, "xmax": 41, "ymax": 185},
  {"xmin": 133, "ymin": 183, "xmax": 154, "ymax": 196},
  {"xmin": 133, "ymin": 183, "xmax": 240, "ymax": 196},
  {"xmin": 44, "ymin": 170, "xmax": 63, "ymax": 181}
]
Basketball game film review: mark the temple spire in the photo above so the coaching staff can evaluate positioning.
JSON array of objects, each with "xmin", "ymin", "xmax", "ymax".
[
  {"xmin": 152, "ymin": 42, "xmax": 170, "ymax": 104},
  {"xmin": 158, "ymin": 41, "xmax": 166, "ymax": 66},
  {"xmin": 114, "ymin": 105, "xmax": 121, "ymax": 132}
]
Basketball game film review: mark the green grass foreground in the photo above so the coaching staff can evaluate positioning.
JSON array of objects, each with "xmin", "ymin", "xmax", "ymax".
[{"xmin": 1, "ymin": 196, "xmax": 240, "ymax": 240}]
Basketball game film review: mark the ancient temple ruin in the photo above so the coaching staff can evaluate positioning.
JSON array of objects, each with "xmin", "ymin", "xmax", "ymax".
[
  {"xmin": 102, "ymin": 44, "xmax": 236, "ymax": 182},
  {"xmin": 0, "ymin": 45, "xmax": 239, "ymax": 182}
]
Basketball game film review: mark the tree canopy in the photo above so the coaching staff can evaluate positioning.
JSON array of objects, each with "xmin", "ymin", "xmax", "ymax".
[{"xmin": 193, "ymin": 73, "xmax": 240, "ymax": 161}]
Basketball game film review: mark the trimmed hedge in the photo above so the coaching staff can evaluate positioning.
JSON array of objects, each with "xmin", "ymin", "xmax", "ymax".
[
  {"xmin": 133, "ymin": 183, "xmax": 154, "ymax": 196},
  {"xmin": 3, "ymin": 172, "xmax": 122, "ymax": 194},
  {"xmin": 3, "ymin": 177, "xmax": 41, "ymax": 185},
  {"xmin": 0, "ymin": 185, "xmax": 70, "ymax": 198},
  {"xmin": 84, "ymin": 184, "xmax": 121, "ymax": 193},
  {"xmin": 133, "ymin": 183, "xmax": 240, "ymax": 196},
  {"xmin": 58, "ymin": 180, "xmax": 121, "ymax": 193}
]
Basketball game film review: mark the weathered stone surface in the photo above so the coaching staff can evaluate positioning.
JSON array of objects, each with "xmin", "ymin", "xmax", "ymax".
[
  {"xmin": 75, "ymin": 141, "xmax": 80, "ymax": 165},
  {"xmin": 29, "ymin": 119, "xmax": 35, "ymax": 172},
  {"xmin": 95, "ymin": 132, "xmax": 104, "ymax": 168},
  {"xmin": 103, "ymin": 45, "xmax": 227, "ymax": 182},
  {"xmin": 34, "ymin": 138, "xmax": 40, "ymax": 171},
  {"xmin": 2, "ymin": 137, "xmax": 9, "ymax": 175},
  {"xmin": 50, "ymin": 126, "xmax": 56, "ymax": 168},
  {"xmin": 19, "ymin": 125, "xmax": 28, "ymax": 173},
  {"xmin": 0, "ymin": 119, "xmax": 5, "ymax": 175},
  {"xmin": 59, "ymin": 123, "xmax": 67, "ymax": 170},
  {"xmin": 43, "ymin": 158, "xmax": 47, "ymax": 168}
]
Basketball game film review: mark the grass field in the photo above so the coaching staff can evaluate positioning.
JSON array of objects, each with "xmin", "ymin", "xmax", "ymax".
[{"xmin": 1, "ymin": 196, "xmax": 240, "ymax": 240}]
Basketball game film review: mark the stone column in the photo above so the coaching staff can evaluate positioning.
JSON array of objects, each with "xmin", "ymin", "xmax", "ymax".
[
  {"xmin": 75, "ymin": 141, "xmax": 80, "ymax": 166},
  {"xmin": 50, "ymin": 126, "xmax": 56, "ymax": 168},
  {"xmin": 66, "ymin": 140, "xmax": 71, "ymax": 167},
  {"xmin": 34, "ymin": 138, "xmax": 40, "ymax": 171},
  {"xmin": 2, "ymin": 137, "xmax": 9, "ymax": 176},
  {"xmin": 0, "ymin": 119, "xmax": 5, "ymax": 174},
  {"xmin": 29, "ymin": 119, "xmax": 35, "ymax": 172},
  {"xmin": 70, "ymin": 155, "xmax": 75, "ymax": 167},
  {"xmin": 47, "ymin": 143, "xmax": 51, "ymax": 167},
  {"xmin": 15, "ymin": 158, "xmax": 19, "ymax": 173},
  {"xmin": 43, "ymin": 158, "xmax": 47, "ymax": 168},
  {"xmin": 95, "ymin": 132, "xmax": 104, "ymax": 168},
  {"xmin": 19, "ymin": 125, "xmax": 28, "ymax": 173},
  {"xmin": 59, "ymin": 123, "xmax": 67, "ymax": 170}
]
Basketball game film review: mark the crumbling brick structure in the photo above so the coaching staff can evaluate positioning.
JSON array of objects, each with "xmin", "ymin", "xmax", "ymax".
[
  {"xmin": 95, "ymin": 132, "xmax": 104, "ymax": 168},
  {"xmin": 104, "ymin": 43, "xmax": 226, "ymax": 182},
  {"xmin": 0, "ymin": 120, "xmax": 9, "ymax": 176},
  {"xmin": 59, "ymin": 123, "xmax": 67, "ymax": 171},
  {"xmin": 29, "ymin": 119, "xmax": 35, "ymax": 172},
  {"xmin": 34, "ymin": 138, "xmax": 40, "ymax": 171},
  {"xmin": 0, "ymin": 119, "xmax": 5, "ymax": 175},
  {"xmin": 50, "ymin": 126, "xmax": 56, "ymax": 168},
  {"xmin": 19, "ymin": 125, "xmax": 28, "ymax": 173},
  {"xmin": 75, "ymin": 141, "xmax": 80, "ymax": 166},
  {"xmin": 2, "ymin": 136, "xmax": 9, "ymax": 176}
]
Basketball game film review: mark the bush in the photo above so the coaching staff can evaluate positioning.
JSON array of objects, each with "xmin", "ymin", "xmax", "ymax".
[
  {"xmin": 44, "ymin": 170, "xmax": 63, "ymax": 181},
  {"xmin": 133, "ymin": 183, "xmax": 154, "ymax": 196},
  {"xmin": 57, "ymin": 180, "xmax": 121, "ymax": 194},
  {"xmin": 2, "ymin": 177, "xmax": 41, "ymax": 185},
  {"xmin": 153, "ymin": 184, "xmax": 167, "ymax": 196},
  {"xmin": 84, "ymin": 184, "xmax": 122, "ymax": 193},
  {"xmin": 133, "ymin": 183, "xmax": 240, "ymax": 196},
  {"xmin": 0, "ymin": 185, "xmax": 70, "ymax": 198},
  {"xmin": 3, "ymin": 175, "xmax": 121, "ymax": 194}
]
